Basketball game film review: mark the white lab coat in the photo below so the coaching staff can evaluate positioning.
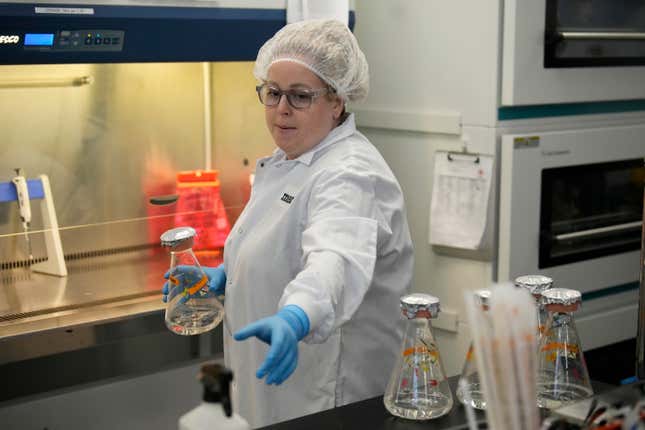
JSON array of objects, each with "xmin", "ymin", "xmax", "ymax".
[{"xmin": 222, "ymin": 114, "xmax": 413, "ymax": 428}]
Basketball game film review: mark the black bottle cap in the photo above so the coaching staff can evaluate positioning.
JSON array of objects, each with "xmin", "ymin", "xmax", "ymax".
[{"xmin": 200, "ymin": 363, "xmax": 233, "ymax": 417}]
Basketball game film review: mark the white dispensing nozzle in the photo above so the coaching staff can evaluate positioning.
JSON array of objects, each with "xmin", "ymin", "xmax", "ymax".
[{"xmin": 12, "ymin": 168, "xmax": 33, "ymax": 260}]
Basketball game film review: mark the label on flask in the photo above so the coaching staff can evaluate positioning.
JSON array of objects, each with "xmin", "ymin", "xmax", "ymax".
[
  {"xmin": 169, "ymin": 274, "xmax": 209, "ymax": 297},
  {"xmin": 541, "ymin": 342, "xmax": 579, "ymax": 362}
]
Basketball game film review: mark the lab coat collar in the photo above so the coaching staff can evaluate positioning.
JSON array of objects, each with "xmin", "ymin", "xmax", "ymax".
[{"xmin": 269, "ymin": 113, "xmax": 357, "ymax": 167}]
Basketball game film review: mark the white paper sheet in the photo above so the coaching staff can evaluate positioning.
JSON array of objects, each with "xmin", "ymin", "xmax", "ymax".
[
  {"xmin": 287, "ymin": 0, "xmax": 349, "ymax": 25},
  {"xmin": 429, "ymin": 152, "xmax": 494, "ymax": 250}
]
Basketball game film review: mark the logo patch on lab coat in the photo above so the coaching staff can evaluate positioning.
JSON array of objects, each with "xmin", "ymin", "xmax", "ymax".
[{"xmin": 281, "ymin": 193, "xmax": 294, "ymax": 204}]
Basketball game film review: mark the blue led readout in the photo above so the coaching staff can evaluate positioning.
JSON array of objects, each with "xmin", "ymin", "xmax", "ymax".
[{"xmin": 24, "ymin": 33, "xmax": 54, "ymax": 46}]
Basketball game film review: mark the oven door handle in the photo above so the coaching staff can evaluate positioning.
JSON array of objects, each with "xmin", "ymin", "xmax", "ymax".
[
  {"xmin": 559, "ymin": 31, "xmax": 645, "ymax": 41},
  {"xmin": 554, "ymin": 221, "xmax": 643, "ymax": 242}
]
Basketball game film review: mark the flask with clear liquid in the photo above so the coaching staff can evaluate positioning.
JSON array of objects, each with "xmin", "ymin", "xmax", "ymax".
[
  {"xmin": 515, "ymin": 275, "xmax": 553, "ymax": 341},
  {"xmin": 162, "ymin": 226, "xmax": 224, "ymax": 335},
  {"xmin": 536, "ymin": 288, "xmax": 593, "ymax": 409},
  {"xmin": 384, "ymin": 293, "xmax": 453, "ymax": 420},
  {"xmin": 456, "ymin": 289, "xmax": 490, "ymax": 410}
]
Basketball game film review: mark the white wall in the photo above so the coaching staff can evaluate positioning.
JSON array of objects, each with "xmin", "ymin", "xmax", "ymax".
[
  {"xmin": 354, "ymin": 0, "xmax": 503, "ymax": 375},
  {"xmin": 363, "ymin": 125, "xmax": 496, "ymax": 376},
  {"xmin": 354, "ymin": 0, "xmax": 501, "ymax": 128}
]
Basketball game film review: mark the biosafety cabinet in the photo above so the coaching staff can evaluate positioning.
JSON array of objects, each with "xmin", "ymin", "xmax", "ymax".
[
  {"xmin": 353, "ymin": 0, "xmax": 645, "ymax": 377},
  {"xmin": 0, "ymin": 1, "xmax": 353, "ymax": 421}
]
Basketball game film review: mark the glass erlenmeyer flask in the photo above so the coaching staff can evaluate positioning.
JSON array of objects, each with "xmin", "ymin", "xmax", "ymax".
[
  {"xmin": 384, "ymin": 293, "xmax": 453, "ymax": 420},
  {"xmin": 456, "ymin": 289, "xmax": 490, "ymax": 410},
  {"xmin": 162, "ymin": 227, "xmax": 224, "ymax": 335},
  {"xmin": 536, "ymin": 288, "xmax": 593, "ymax": 409},
  {"xmin": 515, "ymin": 275, "xmax": 553, "ymax": 341}
]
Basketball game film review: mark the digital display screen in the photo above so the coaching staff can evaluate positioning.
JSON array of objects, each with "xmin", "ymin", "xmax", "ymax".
[{"xmin": 24, "ymin": 33, "xmax": 54, "ymax": 46}]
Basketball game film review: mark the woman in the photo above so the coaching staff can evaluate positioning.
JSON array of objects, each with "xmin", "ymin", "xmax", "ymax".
[{"xmin": 165, "ymin": 19, "xmax": 413, "ymax": 428}]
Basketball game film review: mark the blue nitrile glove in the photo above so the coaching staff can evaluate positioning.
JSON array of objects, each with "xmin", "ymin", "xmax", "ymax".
[
  {"xmin": 162, "ymin": 263, "xmax": 226, "ymax": 303},
  {"xmin": 233, "ymin": 305, "xmax": 310, "ymax": 385}
]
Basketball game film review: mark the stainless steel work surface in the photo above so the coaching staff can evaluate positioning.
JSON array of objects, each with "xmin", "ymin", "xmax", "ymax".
[{"xmin": 0, "ymin": 249, "xmax": 222, "ymax": 339}]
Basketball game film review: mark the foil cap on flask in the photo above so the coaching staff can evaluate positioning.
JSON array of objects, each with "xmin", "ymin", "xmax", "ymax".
[
  {"xmin": 514, "ymin": 274, "xmax": 554, "ymax": 295},
  {"xmin": 400, "ymin": 293, "xmax": 440, "ymax": 319},
  {"xmin": 540, "ymin": 288, "xmax": 582, "ymax": 307},
  {"xmin": 160, "ymin": 226, "xmax": 196, "ymax": 250},
  {"xmin": 474, "ymin": 289, "xmax": 491, "ymax": 306}
]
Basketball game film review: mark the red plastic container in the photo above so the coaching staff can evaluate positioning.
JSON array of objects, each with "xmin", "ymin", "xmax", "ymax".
[{"xmin": 174, "ymin": 170, "xmax": 230, "ymax": 252}]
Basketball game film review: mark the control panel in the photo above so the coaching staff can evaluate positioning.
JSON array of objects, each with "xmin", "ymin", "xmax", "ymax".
[
  {"xmin": 0, "ymin": 3, "xmax": 294, "ymax": 64},
  {"xmin": 23, "ymin": 30, "xmax": 125, "ymax": 52}
]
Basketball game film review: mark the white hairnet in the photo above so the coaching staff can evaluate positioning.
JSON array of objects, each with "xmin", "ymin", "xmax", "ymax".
[{"xmin": 253, "ymin": 19, "xmax": 369, "ymax": 103}]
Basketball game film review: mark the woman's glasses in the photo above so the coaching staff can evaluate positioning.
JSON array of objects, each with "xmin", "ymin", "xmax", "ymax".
[{"xmin": 256, "ymin": 84, "xmax": 332, "ymax": 109}]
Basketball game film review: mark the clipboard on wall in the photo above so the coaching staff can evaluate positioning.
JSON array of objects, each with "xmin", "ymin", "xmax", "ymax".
[{"xmin": 429, "ymin": 150, "xmax": 495, "ymax": 259}]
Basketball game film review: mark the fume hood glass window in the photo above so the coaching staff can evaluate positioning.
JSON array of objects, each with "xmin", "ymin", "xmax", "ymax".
[
  {"xmin": 545, "ymin": 0, "xmax": 645, "ymax": 67},
  {"xmin": 0, "ymin": 62, "xmax": 271, "ymax": 339},
  {"xmin": 539, "ymin": 159, "xmax": 644, "ymax": 268},
  {"xmin": 0, "ymin": 62, "xmax": 270, "ymax": 267}
]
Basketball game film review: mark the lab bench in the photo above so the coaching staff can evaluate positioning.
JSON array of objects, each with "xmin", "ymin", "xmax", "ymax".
[
  {"xmin": 258, "ymin": 376, "xmax": 483, "ymax": 430},
  {"xmin": 259, "ymin": 377, "xmax": 615, "ymax": 430}
]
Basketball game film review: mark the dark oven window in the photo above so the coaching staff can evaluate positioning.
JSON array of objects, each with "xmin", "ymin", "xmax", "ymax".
[
  {"xmin": 545, "ymin": 0, "xmax": 645, "ymax": 67},
  {"xmin": 539, "ymin": 158, "xmax": 644, "ymax": 268}
]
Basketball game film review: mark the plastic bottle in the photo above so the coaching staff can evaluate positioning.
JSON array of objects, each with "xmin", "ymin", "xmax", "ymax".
[
  {"xmin": 536, "ymin": 288, "xmax": 593, "ymax": 409},
  {"xmin": 456, "ymin": 289, "xmax": 490, "ymax": 410},
  {"xmin": 384, "ymin": 293, "xmax": 453, "ymax": 420},
  {"xmin": 161, "ymin": 226, "xmax": 224, "ymax": 335},
  {"xmin": 179, "ymin": 363, "xmax": 250, "ymax": 430}
]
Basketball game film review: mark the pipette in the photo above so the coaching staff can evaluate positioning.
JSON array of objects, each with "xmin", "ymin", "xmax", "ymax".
[{"xmin": 12, "ymin": 168, "xmax": 33, "ymax": 261}]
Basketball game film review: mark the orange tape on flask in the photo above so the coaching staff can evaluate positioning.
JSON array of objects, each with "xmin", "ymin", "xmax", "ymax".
[
  {"xmin": 182, "ymin": 275, "xmax": 209, "ymax": 297},
  {"xmin": 541, "ymin": 342, "xmax": 579, "ymax": 354},
  {"xmin": 402, "ymin": 346, "xmax": 439, "ymax": 359}
]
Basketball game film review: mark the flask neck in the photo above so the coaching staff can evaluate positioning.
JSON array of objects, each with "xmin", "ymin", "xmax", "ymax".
[
  {"xmin": 532, "ymin": 293, "xmax": 548, "ymax": 311},
  {"xmin": 402, "ymin": 317, "xmax": 435, "ymax": 343},
  {"xmin": 546, "ymin": 310, "xmax": 575, "ymax": 329},
  {"xmin": 170, "ymin": 247, "xmax": 196, "ymax": 257},
  {"xmin": 169, "ymin": 247, "xmax": 199, "ymax": 268},
  {"xmin": 405, "ymin": 316, "xmax": 433, "ymax": 325}
]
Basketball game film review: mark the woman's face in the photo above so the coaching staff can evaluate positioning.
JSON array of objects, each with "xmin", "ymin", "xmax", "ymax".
[{"xmin": 264, "ymin": 61, "xmax": 344, "ymax": 160}]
